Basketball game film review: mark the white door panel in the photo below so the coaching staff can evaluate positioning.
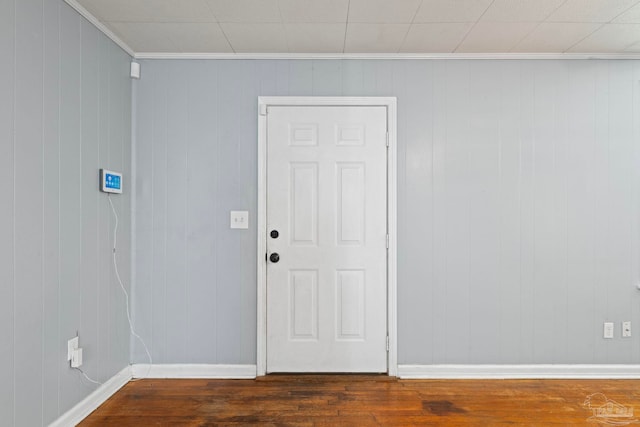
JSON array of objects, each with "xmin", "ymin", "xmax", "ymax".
[{"xmin": 266, "ymin": 106, "xmax": 388, "ymax": 373}]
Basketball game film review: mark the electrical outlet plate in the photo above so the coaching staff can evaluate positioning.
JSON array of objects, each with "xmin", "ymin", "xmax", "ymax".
[
  {"xmin": 623, "ymin": 321, "xmax": 631, "ymax": 338},
  {"xmin": 230, "ymin": 211, "xmax": 249, "ymax": 229},
  {"xmin": 71, "ymin": 348, "xmax": 83, "ymax": 368},
  {"xmin": 67, "ymin": 336, "xmax": 79, "ymax": 361},
  {"xmin": 604, "ymin": 322, "xmax": 614, "ymax": 339}
]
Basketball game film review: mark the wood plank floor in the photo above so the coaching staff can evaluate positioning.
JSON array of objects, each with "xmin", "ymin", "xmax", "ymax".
[{"xmin": 80, "ymin": 375, "xmax": 640, "ymax": 426}]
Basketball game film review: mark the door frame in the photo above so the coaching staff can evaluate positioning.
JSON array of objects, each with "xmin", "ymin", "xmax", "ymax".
[{"xmin": 257, "ymin": 96, "xmax": 397, "ymax": 377}]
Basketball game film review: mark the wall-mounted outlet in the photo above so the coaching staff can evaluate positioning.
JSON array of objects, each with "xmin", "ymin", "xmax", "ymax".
[
  {"xmin": 67, "ymin": 336, "xmax": 79, "ymax": 361},
  {"xmin": 604, "ymin": 322, "xmax": 614, "ymax": 339},
  {"xmin": 622, "ymin": 321, "xmax": 631, "ymax": 338},
  {"xmin": 230, "ymin": 210, "xmax": 249, "ymax": 229},
  {"xmin": 71, "ymin": 348, "xmax": 83, "ymax": 368}
]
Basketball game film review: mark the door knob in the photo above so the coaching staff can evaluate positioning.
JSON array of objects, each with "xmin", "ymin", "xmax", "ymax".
[
  {"xmin": 269, "ymin": 253, "xmax": 280, "ymax": 263},
  {"xmin": 270, "ymin": 230, "xmax": 279, "ymax": 238}
]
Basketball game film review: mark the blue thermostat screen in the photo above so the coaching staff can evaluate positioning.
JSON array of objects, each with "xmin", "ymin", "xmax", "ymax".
[
  {"xmin": 100, "ymin": 169, "xmax": 123, "ymax": 194},
  {"xmin": 105, "ymin": 173, "xmax": 121, "ymax": 190}
]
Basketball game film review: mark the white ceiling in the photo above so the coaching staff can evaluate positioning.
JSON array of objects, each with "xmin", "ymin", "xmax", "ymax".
[{"xmin": 71, "ymin": 0, "xmax": 640, "ymax": 55}]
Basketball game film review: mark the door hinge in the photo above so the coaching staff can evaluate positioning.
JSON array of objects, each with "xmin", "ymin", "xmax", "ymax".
[
  {"xmin": 386, "ymin": 132, "xmax": 389, "ymax": 147},
  {"xmin": 386, "ymin": 336, "xmax": 390, "ymax": 352},
  {"xmin": 386, "ymin": 234, "xmax": 389, "ymax": 249},
  {"xmin": 260, "ymin": 104, "xmax": 268, "ymax": 116}
]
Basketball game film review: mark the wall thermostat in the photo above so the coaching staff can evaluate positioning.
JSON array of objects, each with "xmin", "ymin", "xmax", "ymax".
[{"xmin": 100, "ymin": 169, "xmax": 123, "ymax": 194}]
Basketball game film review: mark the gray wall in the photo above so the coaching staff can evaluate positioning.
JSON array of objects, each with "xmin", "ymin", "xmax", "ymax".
[
  {"xmin": 134, "ymin": 59, "xmax": 640, "ymax": 366},
  {"xmin": 0, "ymin": 0, "xmax": 132, "ymax": 425}
]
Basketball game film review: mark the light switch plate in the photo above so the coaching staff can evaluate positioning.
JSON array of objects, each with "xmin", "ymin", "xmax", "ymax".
[{"xmin": 230, "ymin": 211, "xmax": 249, "ymax": 229}]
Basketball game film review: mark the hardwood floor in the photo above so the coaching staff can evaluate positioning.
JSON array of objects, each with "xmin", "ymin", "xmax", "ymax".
[{"xmin": 80, "ymin": 375, "xmax": 640, "ymax": 426}]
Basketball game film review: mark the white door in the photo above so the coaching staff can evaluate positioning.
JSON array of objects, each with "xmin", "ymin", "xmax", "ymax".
[{"xmin": 266, "ymin": 105, "xmax": 388, "ymax": 373}]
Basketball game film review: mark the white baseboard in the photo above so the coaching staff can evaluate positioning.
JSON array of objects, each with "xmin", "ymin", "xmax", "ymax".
[
  {"xmin": 49, "ymin": 366, "xmax": 132, "ymax": 427},
  {"xmin": 131, "ymin": 364, "xmax": 257, "ymax": 379},
  {"xmin": 398, "ymin": 364, "xmax": 640, "ymax": 379}
]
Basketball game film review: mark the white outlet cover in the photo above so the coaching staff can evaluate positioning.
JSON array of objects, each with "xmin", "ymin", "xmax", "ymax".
[
  {"xmin": 71, "ymin": 348, "xmax": 83, "ymax": 368},
  {"xmin": 230, "ymin": 211, "xmax": 249, "ymax": 229},
  {"xmin": 623, "ymin": 321, "xmax": 631, "ymax": 337},
  {"xmin": 67, "ymin": 336, "xmax": 79, "ymax": 361},
  {"xmin": 604, "ymin": 322, "xmax": 614, "ymax": 339}
]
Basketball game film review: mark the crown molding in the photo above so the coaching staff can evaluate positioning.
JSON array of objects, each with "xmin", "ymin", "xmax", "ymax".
[
  {"xmin": 133, "ymin": 52, "xmax": 640, "ymax": 60},
  {"xmin": 64, "ymin": 0, "xmax": 135, "ymax": 57}
]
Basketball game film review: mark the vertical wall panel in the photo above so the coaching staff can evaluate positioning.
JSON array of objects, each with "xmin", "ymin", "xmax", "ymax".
[
  {"xmin": 94, "ymin": 34, "xmax": 105, "ymax": 381},
  {"xmin": 496, "ymin": 61, "xmax": 523, "ymax": 363},
  {"xmin": 108, "ymin": 40, "xmax": 125, "ymax": 379},
  {"xmin": 42, "ymin": 0, "xmax": 61, "ymax": 422},
  {"xmin": 442, "ymin": 61, "xmax": 472, "ymax": 363},
  {"xmin": 531, "ymin": 61, "xmax": 563, "ymax": 363},
  {"xmin": 467, "ymin": 61, "xmax": 501, "ymax": 364},
  {"xmin": 108, "ymin": 43, "xmax": 131, "ymax": 377},
  {"xmin": 288, "ymin": 60, "xmax": 313, "ymax": 95},
  {"xmin": 131, "ymin": 56, "xmax": 156, "ymax": 363},
  {"xmin": 430, "ymin": 60, "xmax": 448, "ymax": 364},
  {"xmin": 312, "ymin": 60, "xmax": 342, "ymax": 95},
  {"xmin": 550, "ymin": 62, "xmax": 570, "ymax": 364},
  {"xmin": 567, "ymin": 62, "xmax": 599, "ymax": 362},
  {"xmin": 0, "ymin": 0, "xmax": 15, "ymax": 422},
  {"xmin": 187, "ymin": 61, "xmax": 219, "ymax": 362},
  {"xmin": 239, "ymin": 61, "xmax": 261, "ymax": 364},
  {"xmin": 129, "ymin": 59, "xmax": 152, "ymax": 366},
  {"xmin": 135, "ymin": 58, "xmax": 640, "ymax": 367},
  {"xmin": 215, "ymin": 61, "xmax": 242, "ymax": 363},
  {"xmin": 518, "ymin": 60, "xmax": 536, "ymax": 363},
  {"xmin": 605, "ymin": 62, "xmax": 635, "ymax": 363},
  {"xmin": 14, "ymin": 0, "xmax": 44, "ymax": 424},
  {"xmin": 361, "ymin": 61, "xmax": 377, "ymax": 95},
  {"xmin": 151, "ymin": 62, "xmax": 168, "ymax": 363},
  {"xmin": 396, "ymin": 60, "xmax": 426, "ymax": 363},
  {"xmin": 164, "ymin": 61, "xmax": 189, "ymax": 362},
  {"xmin": 258, "ymin": 60, "xmax": 278, "ymax": 96},
  {"xmin": 97, "ymin": 35, "xmax": 113, "ymax": 382},
  {"xmin": 132, "ymin": 58, "xmax": 154, "ymax": 364},
  {"xmin": 593, "ymin": 61, "xmax": 610, "ymax": 363},
  {"xmin": 120, "ymin": 46, "xmax": 133, "ymax": 371},
  {"xmin": 633, "ymin": 62, "xmax": 640, "ymax": 363},
  {"xmin": 374, "ymin": 61, "xmax": 395, "ymax": 95},
  {"xmin": 341, "ymin": 60, "xmax": 364, "ymax": 95},
  {"xmin": 275, "ymin": 60, "xmax": 290, "ymax": 95},
  {"xmin": 80, "ymin": 19, "xmax": 101, "ymax": 388},
  {"xmin": 59, "ymin": 5, "xmax": 86, "ymax": 412}
]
